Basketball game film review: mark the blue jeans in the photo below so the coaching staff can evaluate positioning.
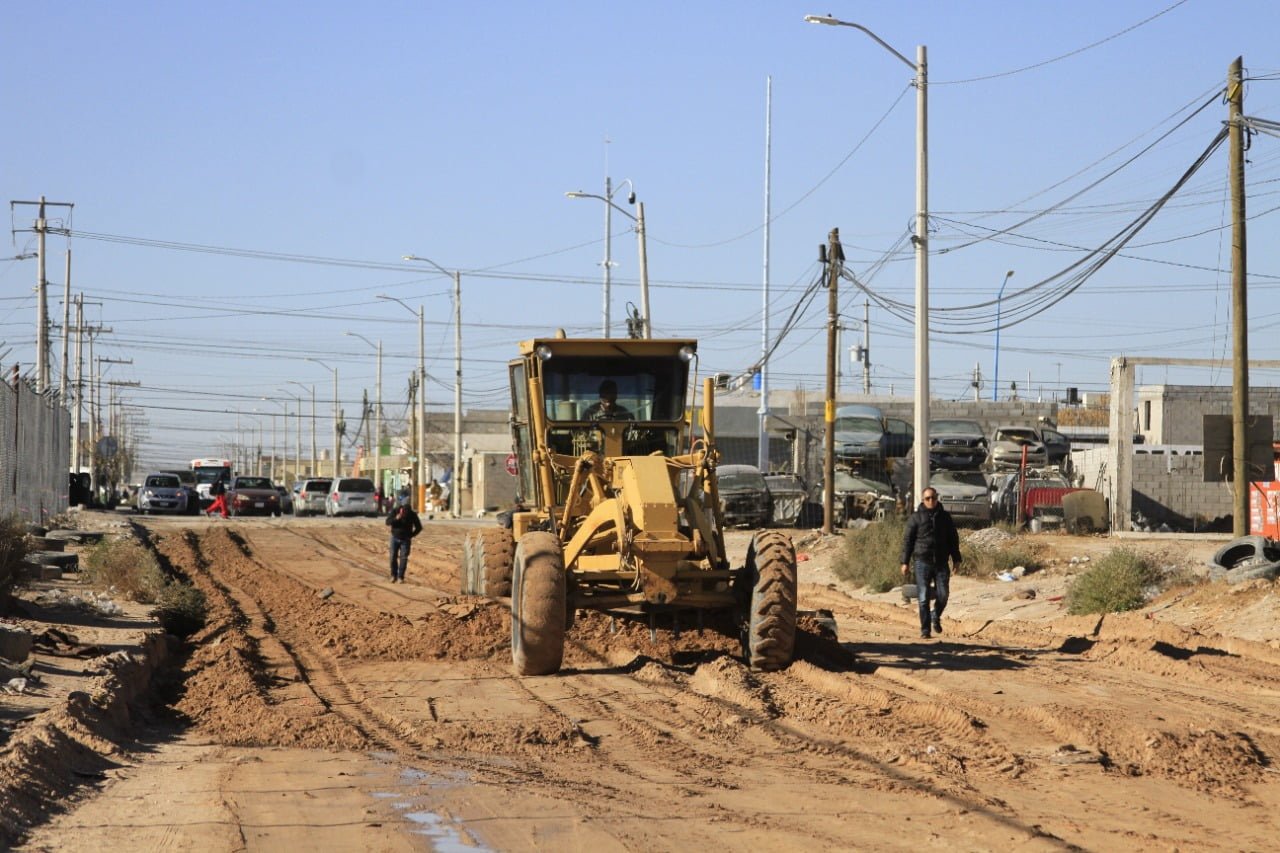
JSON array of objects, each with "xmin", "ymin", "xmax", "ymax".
[
  {"xmin": 914, "ymin": 559, "xmax": 950, "ymax": 631},
  {"xmin": 390, "ymin": 536, "xmax": 412, "ymax": 579}
]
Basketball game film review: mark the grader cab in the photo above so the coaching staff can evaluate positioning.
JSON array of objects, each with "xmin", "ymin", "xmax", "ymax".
[{"xmin": 460, "ymin": 335, "xmax": 798, "ymax": 676}]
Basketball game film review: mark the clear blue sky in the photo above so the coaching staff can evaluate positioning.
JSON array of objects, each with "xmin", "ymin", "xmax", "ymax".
[{"xmin": 4, "ymin": 1, "xmax": 1280, "ymax": 470}]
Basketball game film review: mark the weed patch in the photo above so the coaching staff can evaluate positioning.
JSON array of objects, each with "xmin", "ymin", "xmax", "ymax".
[
  {"xmin": 83, "ymin": 538, "xmax": 168, "ymax": 604},
  {"xmin": 832, "ymin": 517, "xmax": 906, "ymax": 592},
  {"xmin": 1066, "ymin": 548, "xmax": 1162, "ymax": 614},
  {"xmin": 0, "ymin": 515, "xmax": 29, "ymax": 595}
]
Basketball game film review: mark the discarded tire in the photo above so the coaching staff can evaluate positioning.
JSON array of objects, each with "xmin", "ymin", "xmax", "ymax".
[
  {"xmin": 45, "ymin": 530, "xmax": 105, "ymax": 545},
  {"xmin": 511, "ymin": 531, "xmax": 566, "ymax": 676},
  {"xmin": 742, "ymin": 530, "xmax": 798, "ymax": 671},
  {"xmin": 27, "ymin": 551, "xmax": 79, "ymax": 569},
  {"xmin": 1207, "ymin": 535, "xmax": 1280, "ymax": 584}
]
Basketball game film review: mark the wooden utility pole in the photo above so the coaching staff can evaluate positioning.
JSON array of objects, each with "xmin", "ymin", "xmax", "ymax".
[
  {"xmin": 822, "ymin": 228, "xmax": 843, "ymax": 535},
  {"xmin": 1228, "ymin": 56, "xmax": 1249, "ymax": 536}
]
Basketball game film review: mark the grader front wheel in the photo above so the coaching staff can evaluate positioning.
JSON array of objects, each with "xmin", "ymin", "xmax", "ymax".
[
  {"xmin": 742, "ymin": 530, "xmax": 798, "ymax": 671},
  {"xmin": 511, "ymin": 531, "xmax": 567, "ymax": 676}
]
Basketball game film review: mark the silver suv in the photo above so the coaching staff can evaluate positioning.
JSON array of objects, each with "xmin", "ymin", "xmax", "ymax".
[
  {"xmin": 293, "ymin": 478, "xmax": 332, "ymax": 517},
  {"xmin": 326, "ymin": 477, "xmax": 378, "ymax": 517}
]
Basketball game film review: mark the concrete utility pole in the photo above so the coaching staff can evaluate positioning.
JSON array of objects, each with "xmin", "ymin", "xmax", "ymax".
[
  {"xmin": 1228, "ymin": 55, "xmax": 1250, "ymax": 536},
  {"xmin": 822, "ymin": 228, "xmax": 843, "ymax": 535},
  {"xmin": 862, "ymin": 299, "xmax": 871, "ymax": 395},
  {"xmin": 60, "ymin": 249, "xmax": 71, "ymax": 399}
]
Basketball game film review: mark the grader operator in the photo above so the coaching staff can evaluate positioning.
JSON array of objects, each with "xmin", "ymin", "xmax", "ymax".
[{"xmin": 461, "ymin": 335, "xmax": 798, "ymax": 676}]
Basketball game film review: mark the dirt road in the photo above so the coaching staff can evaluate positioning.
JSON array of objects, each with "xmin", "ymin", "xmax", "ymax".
[{"xmin": 7, "ymin": 514, "xmax": 1280, "ymax": 850}]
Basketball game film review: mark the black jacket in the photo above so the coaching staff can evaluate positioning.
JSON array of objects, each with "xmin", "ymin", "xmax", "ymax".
[
  {"xmin": 899, "ymin": 502, "xmax": 962, "ymax": 567},
  {"xmin": 385, "ymin": 505, "xmax": 423, "ymax": 539}
]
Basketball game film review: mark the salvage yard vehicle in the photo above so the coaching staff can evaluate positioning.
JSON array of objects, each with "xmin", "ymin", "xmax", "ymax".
[
  {"xmin": 717, "ymin": 464, "xmax": 772, "ymax": 528},
  {"xmin": 988, "ymin": 425, "xmax": 1048, "ymax": 470},
  {"xmin": 763, "ymin": 473, "xmax": 810, "ymax": 527},
  {"xmin": 929, "ymin": 470, "xmax": 991, "ymax": 526},
  {"xmin": 833, "ymin": 404, "xmax": 889, "ymax": 473},
  {"xmin": 831, "ymin": 468, "xmax": 897, "ymax": 526},
  {"xmin": 461, "ymin": 335, "xmax": 798, "ymax": 676},
  {"xmin": 928, "ymin": 419, "xmax": 988, "ymax": 470}
]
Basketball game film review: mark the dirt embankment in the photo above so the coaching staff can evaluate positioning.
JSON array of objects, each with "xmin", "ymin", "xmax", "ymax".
[{"xmin": 4, "ymin": 514, "xmax": 1280, "ymax": 850}]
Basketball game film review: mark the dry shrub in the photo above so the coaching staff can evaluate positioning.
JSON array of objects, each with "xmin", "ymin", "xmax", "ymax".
[
  {"xmin": 152, "ymin": 581, "xmax": 207, "ymax": 637},
  {"xmin": 1066, "ymin": 548, "xmax": 1162, "ymax": 615},
  {"xmin": 83, "ymin": 538, "xmax": 168, "ymax": 604},
  {"xmin": 960, "ymin": 541, "xmax": 1041, "ymax": 578},
  {"xmin": 0, "ymin": 515, "xmax": 29, "ymax": 594},
  {"xmin": 832, "ymin": 517, "xmax": 906, "ymax": 592}
]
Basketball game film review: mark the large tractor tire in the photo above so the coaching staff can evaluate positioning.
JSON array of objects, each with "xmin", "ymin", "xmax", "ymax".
[
  {"xmin": 511, "ymin": 531, "xmax": 566, "ymax": 676},
  {"xmin": 742, "ymin": 530, "xmax": 798, "ymax": 671},
  {"xmin": 476, "ymin": 527, "xmax": 515, "ymax": 597}
]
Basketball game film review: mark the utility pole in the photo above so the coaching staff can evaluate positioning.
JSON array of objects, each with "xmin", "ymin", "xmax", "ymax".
[
  {"xmin": 862, "ymin": 299, "xmax": 871, "ymax": 395},
  {"xmin": 35, "ymin": 199, "xmax": 48, "ymax": 393},
  {"xmin": 1229, "ymin": 55, "xmax": 1249, "ymax": 536},
  {"xmin": 973, "ymin": 363, "xmax": 982, "ymax": 402},
  {"xmin": 822, "ymin": 228, "xmax": 843, "ymax": 535},
  {"xmin": 71, "ymin": 297, "xmax": 83, "ymax": 471},
  {"xmin": 60, "ymin": 249, "xmax": 71, "ymax": 399}
]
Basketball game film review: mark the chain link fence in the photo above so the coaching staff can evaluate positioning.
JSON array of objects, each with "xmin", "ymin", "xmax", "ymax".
[{"xmin": 0, "ymin": 382, "xmax": 70, "ymax": 523}]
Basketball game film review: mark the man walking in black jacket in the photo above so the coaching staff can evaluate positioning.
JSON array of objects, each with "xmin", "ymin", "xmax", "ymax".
[
  {"xmin": 899, "ymin": 487, "xmax": 962, "ymax": 639},
  {"xmin": 385, "ymin": 492, "xmax": 423, "ymax": 583}
]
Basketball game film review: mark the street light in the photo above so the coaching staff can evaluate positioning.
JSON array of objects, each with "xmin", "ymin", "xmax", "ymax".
[
  {"xmin": 261, "ymin": 397, "xmax": 288, "ymax": 482},
  {"xmin": 287, "ymin": 380, "xmax": 316, "ymax": 478},
  {"xmin": 278, "ymin": 387, "xmax": 304, "ymax": 483},
  {"xmin": 378, "ymin": 293, "xmax": 427, "ymax": 511},
  {"xmin": 345, "ymin": 331, "xmax": 383, "ymax": 499},
  {"xmin": 306, "ymin": 358, "xmax": 341, "ymax": 478},
  {"xmin": 992, "ymin": 270, "xmax": 1015, "ymax": 402},
  {"xmin": 402, "ymin": 255, "xmax": 463, "ymax": 518},
  {"xmin": 805, "ymin": 13, "xmax": 930, "ymax": 501},
  {"xmin": 565, "ymin": 188, "xmax": 651, "ymax": 338}
]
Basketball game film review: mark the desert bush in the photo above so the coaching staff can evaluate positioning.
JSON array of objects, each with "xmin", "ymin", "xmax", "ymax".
[
  {"xmin": 82, "ymin": 538, "xmax": 168, "ymax": 604},
  {"xmin": 152, "ymin": 581, "xmax": 207, "ymax": 637},
  {"xmin": 1066, "ymin": 548, "xmax": 1162, "ymax": 615},
  {"xmin": 0, "ymin": 514, "xmax": 29, "ymax": 594},
  {"xmin": 960, "ymin": 541, "xmax": 1041, "ymax": 578},
  {"xmin": 832, "ymin": 517, "xmax": 907, "ymax": 592}
]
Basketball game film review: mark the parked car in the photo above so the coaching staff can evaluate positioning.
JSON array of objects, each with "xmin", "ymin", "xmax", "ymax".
[
  {"xmin": 227, "ymin": 475, "xmax": 282, "ymax": 517},
  {"xmin": 763, "ymin": 473, "xmax": 810, "ymax": 527},
  {"xmin": 137, "ymin": 472, "xmax": 190, "ymax": 515},
  {"xmin": 326, "ymin": 477, "xmax": 379, "ymax": 517},
  {"xmin": 275, "ymin": 484, "xmax": 293, "ymax": 514},
  {"xmin": 833, "ymin": 404, "xmax": 888, "ymax": 473},
  {"xmin": 830, "ymin": 469, "xmax": 896, "ymax": 527},
  {"xmin": 717, "ymin": 464, "xmax": 772, "ymax": 528},
  {"xmin": 928, "ymin": 419, "xmax": 988, "ymax": 470},
  {"xmin": 988, "ymin": 425, "xmax": 1048, "ymax": 470},
  {"xmin": 293, "ymin": 478, "xmax": 332, "ymax": 517},
  {"xmin": 884, "ymin": 417, "xmax": 915, "ymax": 459},
  {"xmin": 929, "ymin": 470, "xmax": 991, "ymax": 527}
]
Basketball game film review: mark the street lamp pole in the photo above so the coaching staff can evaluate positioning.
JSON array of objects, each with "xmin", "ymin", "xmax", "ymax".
[
  {"xmin": 992, "ymin": 270, "xmax": 1015, "ymax": 402},
  {"xmin": 308, "ymin": 358, "xmax": 340, "ymax": 478},
  {"xmin": 402, "ymin": 256, "xmax": 464, "ymax": 517},
  {"xmin": 345, "ymin": 331, "xmax": 383, "ymax": 498},
  {"xmin": 379, "ymin": 293, "xmax": 427, "ymax": 511},
  {"xmin": 566, "ymin": 185, "xmax": 651, "ymax": 338},
  {"xmin": 279, "ymin": 388, "xmax": 303, "ymax": 484},
  {"xmin": 289, "ymin": 380, "xmax": 316, "ymax": 478},
  {"xmin": 805, "ymin": 14, "xmax": 929, "ymax": 501}
]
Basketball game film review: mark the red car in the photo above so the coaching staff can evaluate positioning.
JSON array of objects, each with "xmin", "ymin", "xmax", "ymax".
[{"xmin": 226, "ymin": 475, "xmax": 282, "ymax": 517}]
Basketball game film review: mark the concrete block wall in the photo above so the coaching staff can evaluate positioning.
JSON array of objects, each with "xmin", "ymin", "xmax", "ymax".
[
  {"xmin": 1074, "ymin": 445, "xmax": 1233, "ymax": 529},
  {"xmin": 1138, "ymin": 385, "xmax": 1280, "ymax": 445}
]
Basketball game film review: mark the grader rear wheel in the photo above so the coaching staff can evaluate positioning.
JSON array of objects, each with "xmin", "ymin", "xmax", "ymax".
[
  {"xmin": 742, "ymin": 530, "xmax": 798, "ymax": 671},
  {"xmin": 476, "ymin": 527, "xmax": 515, "ymax": 597},
  {"xmin": 511, "ymin": 531, "xmax": 566, "ymax": 676}
]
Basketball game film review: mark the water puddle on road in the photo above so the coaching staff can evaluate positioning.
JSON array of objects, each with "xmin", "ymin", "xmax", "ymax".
[{"xmin": 368, "ymin": 755, "xmax": 490, "ymax": 851}]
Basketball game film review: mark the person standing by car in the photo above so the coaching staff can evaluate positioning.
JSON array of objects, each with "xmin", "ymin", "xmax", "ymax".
[
  {"xmin": 899, "ymin": 487, "xmax": 962, "ymax": 639},
  {"xmin": 385, "ymin": 492, "xmax": 423, "ymax": 583},
  {"xmin": 205, "ymin": 476, "xmax": 229, "ymax": 519}
]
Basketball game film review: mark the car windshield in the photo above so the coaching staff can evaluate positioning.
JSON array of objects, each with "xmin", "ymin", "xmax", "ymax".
[
  {"xmin": 719, "ymin": 468, "xmax": 766, "ymax": 489},
  {"xmin": 834, "ymin": 416, "xmax": 882, "ymax": 434},
  {"xmin": 931, "ymin": 471, "xmax": 987, "ymax": 488},
  {"xmin": 765, "ymin": 475, "xmax": 803, "ymax": 491},
  {"xmin": 932, "ymin": 420, "xmax": 982, "ymax": 436},
  {"xmin": 235, "ymin": 477, "xmax": 272, "ymax": 489},
  {"xmin": 145, "ymin": 475, "xmax": 179, "ymax": 488},
  {"xmin": 995, "ymin": 428, "xmax": 1039, "ymax": 443}
]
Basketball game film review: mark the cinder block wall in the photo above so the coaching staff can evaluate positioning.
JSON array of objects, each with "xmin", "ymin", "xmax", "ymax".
[
  {"xmin": 1138, "ymin": 385, "xmax": 1280, "ymax": 444},
  {"xmin": 1074, "ymin": 446, "xmax": 1233, "ymax": 529}
]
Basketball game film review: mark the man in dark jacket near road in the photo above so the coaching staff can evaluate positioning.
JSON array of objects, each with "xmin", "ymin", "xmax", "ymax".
[
  {"xmin": 385, "ymin": 492, "xmax": 423, "ymax": 583},
  {"xmin": 899, "ymin": 487, "xmax": 962, "ymax": 639}
]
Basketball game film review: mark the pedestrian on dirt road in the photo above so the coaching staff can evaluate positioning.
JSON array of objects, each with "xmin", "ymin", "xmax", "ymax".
[
  {"xmin": 205, "ymin": 476, "xmax": 229, "ymax": 519},
  {"xmin": 385, "ymin": 492, "xmax": 423, "ymax": 583},
  {"xmin": 899, "ymin": 486, "xmax": 962, "ymax": 639}
]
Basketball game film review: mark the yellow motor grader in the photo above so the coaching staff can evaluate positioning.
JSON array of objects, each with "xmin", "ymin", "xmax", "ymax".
[{"xmin": 460, "ymin": 335, "xmax": 797, "ymax": 676}]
